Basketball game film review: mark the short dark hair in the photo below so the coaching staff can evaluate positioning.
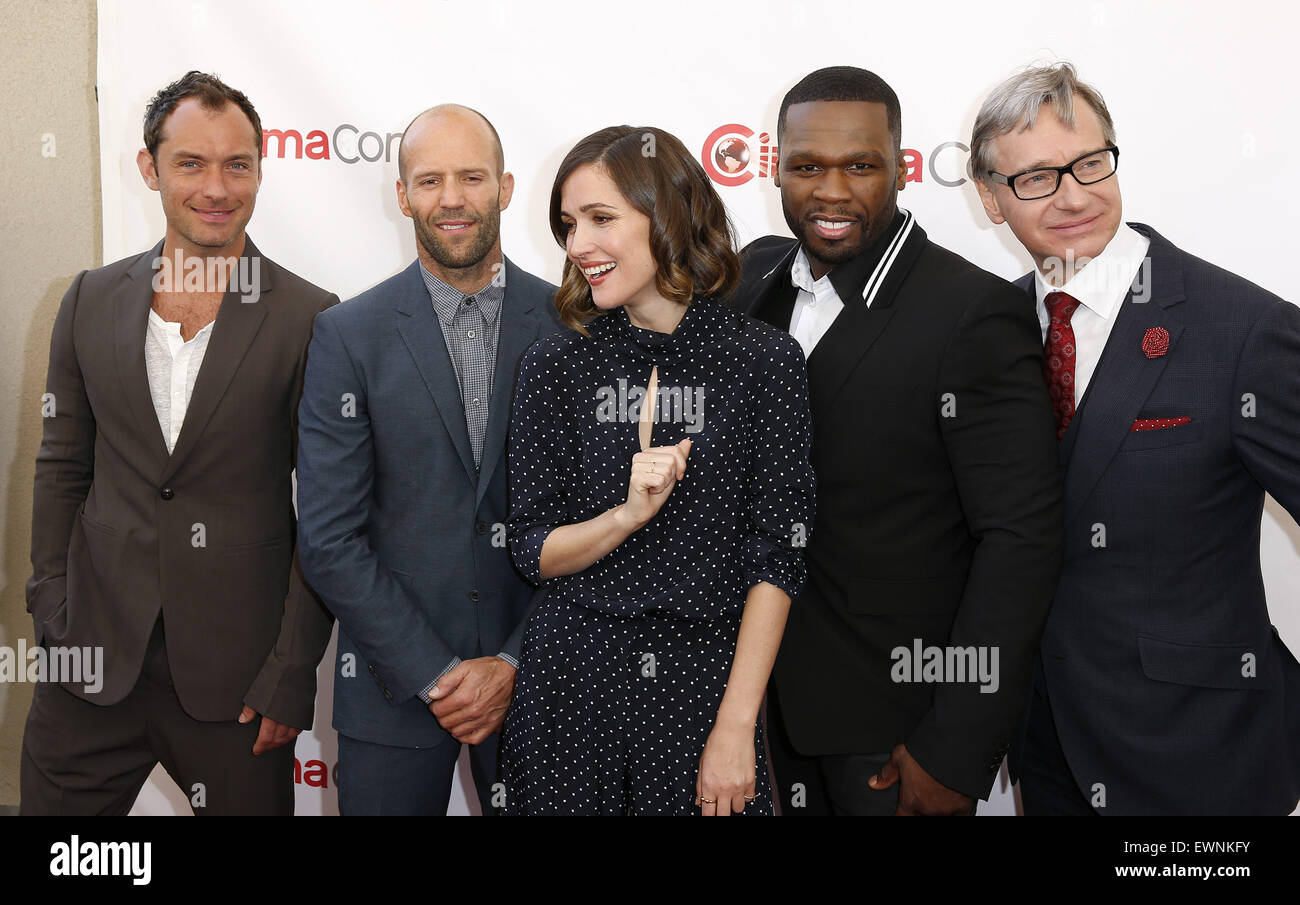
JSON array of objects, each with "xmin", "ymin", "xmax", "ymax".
[
  {"xmin": 549, "ymin": 126, "xmax": 739, "ymax": 334},
  {"xmin": 143, "ymin": 71, "xmax": 263, "ymax": 159},
  {"xmin": 777, "ymin": 66, "xmax": 902, "ymax": 152}
]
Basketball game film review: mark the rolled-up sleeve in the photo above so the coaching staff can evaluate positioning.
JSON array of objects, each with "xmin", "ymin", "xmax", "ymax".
[
  {"xmin": 741, "ymin": 332, "xmax": 815, "ymax": 599},
  {"xmin": 506, "ymin": 338, "xmax": 576, "ymax": 586}
]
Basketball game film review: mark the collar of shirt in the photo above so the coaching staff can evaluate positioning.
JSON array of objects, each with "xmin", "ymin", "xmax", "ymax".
[
  {"xmin": 790, "ymin": 246, "xmax": 838, "ymax": 300},
  {"xmin": 147, "ymin": 307, "xmax": 215, "ymax": 353},
  {"xmin": 602, "ymin": 297, "xmax": 719, "ymax": 365},
  {"xmin": 419, "ymin": 260, "xmax": 505, "ymax": 328},
  {"xmin": 791, "ymin": 208, "xmax": 905, "ymax": 305},
  {"xmin": 1033, "ymin": 221, "xmax": 1151, "ymax": 324}
]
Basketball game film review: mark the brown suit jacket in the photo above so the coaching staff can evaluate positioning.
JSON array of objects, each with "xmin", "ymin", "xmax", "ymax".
[{"xmin": 27, "ymin": 237, "xmax": 338, "ymax": 728}]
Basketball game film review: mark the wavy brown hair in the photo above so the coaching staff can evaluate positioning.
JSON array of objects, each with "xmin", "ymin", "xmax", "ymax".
[{"xmin": 549, "ymin": 126, "xmax": 740, "ymax": 333}]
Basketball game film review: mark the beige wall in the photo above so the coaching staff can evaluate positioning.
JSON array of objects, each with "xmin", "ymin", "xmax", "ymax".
[{"xmin": 0, "ymin": 0, "xmax": 99, "ymax": 808}]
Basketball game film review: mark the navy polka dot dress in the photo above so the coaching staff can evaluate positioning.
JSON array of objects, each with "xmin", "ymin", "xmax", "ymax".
[{"xmin": 501, "ymin": 297, "xmax": 815, "ymax": 815}]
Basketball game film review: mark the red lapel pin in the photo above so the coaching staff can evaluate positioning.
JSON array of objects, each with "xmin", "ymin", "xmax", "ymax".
[{"xmin": 1141, "ymin": 326, "xmax": 1170, "ymax": 359}]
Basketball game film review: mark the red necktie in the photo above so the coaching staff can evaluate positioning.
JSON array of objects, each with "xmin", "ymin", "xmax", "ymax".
[{"xmin": 1044, "ymin": 291, "xmax": 1081, "ymax": 440}]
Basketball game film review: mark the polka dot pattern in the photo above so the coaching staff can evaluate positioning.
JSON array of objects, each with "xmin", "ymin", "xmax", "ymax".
[
  {"xmin": 501, "ymin": 598, "xmax": 770, "ymax": 815},
  {"xmin": 1130, "ymin": 416, "xmax": 1191, "ymax": 432},
  {"xmin": 499, "ymin": 297, "xmax": 815, "ymax": 815}
]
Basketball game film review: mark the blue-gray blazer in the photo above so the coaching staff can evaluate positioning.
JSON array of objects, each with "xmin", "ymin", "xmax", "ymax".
[{"xmin": 296, "ymin": 256, "xmax": 565, "ymax": 747}]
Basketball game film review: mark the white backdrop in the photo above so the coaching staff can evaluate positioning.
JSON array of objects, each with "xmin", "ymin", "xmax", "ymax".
[{"xmin": 95, "ymin": 0, "xmax": 1300, "ymax": 816}]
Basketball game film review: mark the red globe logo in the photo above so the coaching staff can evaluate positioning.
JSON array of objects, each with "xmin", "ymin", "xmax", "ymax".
[
  {"xmin": 715, "ymin": 137, "xmax": 750, "ymax": 175},
  {"xmin": 701, "ymin": 124, "xmax": 756, "ymax": 186}
]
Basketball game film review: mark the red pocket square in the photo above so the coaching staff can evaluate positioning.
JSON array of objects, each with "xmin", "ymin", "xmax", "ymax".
[{"xmin": 1131, "ymin": 416, "xmax": 1191, "ymax": 432}]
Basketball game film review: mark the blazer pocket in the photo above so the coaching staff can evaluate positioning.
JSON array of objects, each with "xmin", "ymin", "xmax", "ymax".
[
  {"xmin": 79, "ymin": 508, "xmax": 119, "ymax": 536},
  {"xmin": 221, "ymin": 534, "xmax": 292, "ymax": 553},
  {"xmin": 1119, "ymin": 418, "xmax": 1205, "ymax": 452},
  {"xmin": 39, "ymin": 596, "xmax": 70, "ymax": 640},
  {"xmin": 387, "ymin": 567, "xmax": 419, "ymax": 593},
  {"xmin": 1138, "ymin": 635, "xmax": 1271, "ymax": 690}
]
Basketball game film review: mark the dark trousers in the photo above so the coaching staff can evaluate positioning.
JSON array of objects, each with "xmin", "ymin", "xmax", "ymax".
[
  {"xmin": 1017, "ymin": 665, "xmax": 1098, "ymax": 816},
  {"xmin": 766, "ymin": 683, "xmax": 899, "ymax": 816},
  {"xmin": 337, "ymin": 731, "xmax": 500, "ymax": 816},
  {"xmin": 20, "ymin": 619, "xmax": 294, "ymax": 815}
]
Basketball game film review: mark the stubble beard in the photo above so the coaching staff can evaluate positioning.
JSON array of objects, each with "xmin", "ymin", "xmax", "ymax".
[
  {"xmin": 781, "ymin": 196, "xmax": 897, "ymax": 273},
  {"xmin": 414, "ymin": 204, "xmax": 501, "ymax": 273}
]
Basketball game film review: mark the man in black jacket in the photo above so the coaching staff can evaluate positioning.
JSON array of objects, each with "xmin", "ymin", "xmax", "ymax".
[{"xmin": 737, "ymin": 66, "xmax": 1064, "ymax": 815}]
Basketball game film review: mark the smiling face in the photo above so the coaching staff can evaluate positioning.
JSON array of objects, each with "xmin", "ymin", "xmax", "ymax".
[
  {"xmin": 776, "ymin": 100, "xmax": 906, "ymax": 280},
  {"xmin": 396, "ymin": 109, "xmax": 513, "ymax": 280},
  {"xmin": 136, "ymin": 97, "xmax": 262, "ymax": 256},
  {"xmin": 976, "ymin": 96, "xmax": 1123, "ymax": 277},
  {"xmin": 558, "ymin": 162, "xmax": 662, "ymax": 314}
]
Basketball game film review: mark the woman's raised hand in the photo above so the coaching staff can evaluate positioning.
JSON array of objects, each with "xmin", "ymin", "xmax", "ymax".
[{"xmin": 620, "ymin": 437, "xmax": 692, "ymax": 529}]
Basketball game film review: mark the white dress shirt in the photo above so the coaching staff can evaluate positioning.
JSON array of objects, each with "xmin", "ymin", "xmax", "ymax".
[
  {"xmin": 1033, "ymin": 222, "xmax": 1151, "ymax": 405},
  {"xmin": 788, "ymin": 246, "xmax": 846, "ymax": 359},
  {"xmin": 145, "ymin": 308, "xmax": 215, "ymax": 453}
]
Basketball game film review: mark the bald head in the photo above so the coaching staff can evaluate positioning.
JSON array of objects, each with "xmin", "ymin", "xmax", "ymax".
[{"xmin": 398, "ymin": 104, "xmax": 504, "ymax": 185}]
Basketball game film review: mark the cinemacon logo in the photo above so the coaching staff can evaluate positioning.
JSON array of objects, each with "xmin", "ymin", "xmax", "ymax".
[
  {"xmin": 700, "ymin": 123, "xmax": 974, "ymax": 188},
  {"xmin": 261, "ymin": 124, "xmax": 402, "ymax": 163}
]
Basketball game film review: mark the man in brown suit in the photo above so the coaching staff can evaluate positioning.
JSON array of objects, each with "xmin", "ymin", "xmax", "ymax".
[{"xmin": 20, "ymin": 71, "xmax": 337, "ymax": 815}]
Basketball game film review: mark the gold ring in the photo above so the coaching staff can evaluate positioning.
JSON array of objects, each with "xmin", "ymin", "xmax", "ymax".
[
  {"xmin": 649, "ymin": 462, "xmax": 656, "ymax": 474},
  {"xmin": 744, "ymin": 794, "xmax": 756, "ymax": 801},
  {"xmin": 698, "ymin": 796, "xmax": 716, "ymax": 805}
]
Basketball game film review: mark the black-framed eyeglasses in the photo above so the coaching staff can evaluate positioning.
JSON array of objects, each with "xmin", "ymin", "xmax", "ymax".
[{"xmin": 988, "ymin": 146, "xmax": 1120, "ymax": 200}]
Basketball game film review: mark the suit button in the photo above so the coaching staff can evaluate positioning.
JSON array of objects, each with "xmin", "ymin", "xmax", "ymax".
[
  {"xmin": 368, "ymin": 664, "xmax": 377, "ymax": 675},
  {"xmin": 469, "ymin": 590, "xmax": 479, "ymax": 603},
  {"xmin": 159, "ymin": 487, "xmax": 174, "ymax": 500},
  {"xmin": 475, "ymin": 521, "xmax": 487, "ymax": 535}
]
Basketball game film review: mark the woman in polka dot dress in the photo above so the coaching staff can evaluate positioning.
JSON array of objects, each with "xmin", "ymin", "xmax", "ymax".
[{"xmin": 501, "ymin": 126, "xmax": 815, "ymax": 816}]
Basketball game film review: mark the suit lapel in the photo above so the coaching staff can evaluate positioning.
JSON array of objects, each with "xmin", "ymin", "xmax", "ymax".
[
  {"xmin": 394, "ymin": 261, "xmax": 478, "ymax": 486},
  {"xmin": 117, "ymin": 241, "xmax": 171, "ymax": 471},
  {"xmin": 161, "ymin": 239, "xmax": 270, "ymax": 483},
  {"xmin": 475, "ymin": 258, "xmax": 542, "ymax": 510},
  {"xmin": 748, "ymin": 243, "xmax": 800, "ymax": 329},
  {"xmin": 1061, "ymin": 226, "xmax": 1186, "ymax": 520},
  {"xmin": 806, "ymin": 213, "xmax": 923, "ymax": 418}
]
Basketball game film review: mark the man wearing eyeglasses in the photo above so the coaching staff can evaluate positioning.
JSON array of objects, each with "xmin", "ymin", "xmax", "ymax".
[{"xmin": 972, "ymin": 62, "xmax": 1300, "ymax": 815}]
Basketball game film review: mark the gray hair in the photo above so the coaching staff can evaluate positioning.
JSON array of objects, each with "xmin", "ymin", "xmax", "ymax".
[{"xmin": 969, "ymin": 62, "xmax": 1117, "ymax": 182}]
